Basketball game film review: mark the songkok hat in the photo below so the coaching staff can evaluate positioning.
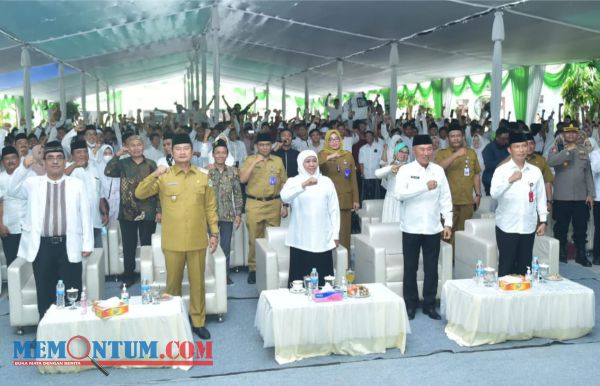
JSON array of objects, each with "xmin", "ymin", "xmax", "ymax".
[
  {"xmin": 172, "ymin": 133, "xmax": 192, "ymax": 146},
  {"xmin": 509, "ymin": 132, "xmax": 527, "ymax": 145},
  {"xmin": 1, "ymin": 146, "xmax": 18, "ymax": 159},
  {"xmin": 448, "ymin": 122, "xmax": 463, "ymax": 134},
  {"xmin": 255, "ymin": 132, "xmax": 272, "ymax": 143},
  {"xmin": 563, "ymin": 123, "xmax": 579, "ymax": 133},
  {"xmin": 524, "ymin": 132, "xmax": 535, "ymax": 142},
  {"xmin": 14, "ymin": 133, "xmax": 27, "ymax": 142},
  {"xmin": 412, "ymin": 134, "xmax": 433, "ymax": 146},
  {"xmin": 44, "ymin": 141, "xmax": 64, "ymax": 156},
  {"xmin": 70, "ymin": 140, "xmax": 87, "ymax": 153}
]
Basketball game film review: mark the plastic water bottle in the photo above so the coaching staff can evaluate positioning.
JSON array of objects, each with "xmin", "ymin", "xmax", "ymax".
[
  {"xmin": 532, "ymin": 256, "xmax": 540, "ymax": 284},
  {"xmin": 80, "ymin": 286, "xmax": 88, "ymax": 315},
  {"xmin": 120, "ymin": 283, "xmax": 129, "ymax": 305},
  {"xmin": 474, "ymin": 260, "xmax": 484, "ymax": 285},
  {"xmin": 526, "ymin": 266, "xmax": 532, "ymax": 282},
  {"xmin": 341, "ymin": 277, "xmax": 348, "ymax": 299},
  {"xmin": 310, "ymin": 268, "xmax": 319, "ymax": 294},
  {"xmin": 56, "ymin": 280, "xmax": 65, "ymax": 308},
  {"xmin": 141, "ymin": 278, "xmax": 150, "ymax": 304}
]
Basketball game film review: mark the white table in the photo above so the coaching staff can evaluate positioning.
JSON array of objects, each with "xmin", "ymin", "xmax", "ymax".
[
  {"xmin": 441, "ymin": 279, "xmax": 595, "ymax": 347},
  {"xmin": 35, "ymin": 296, "xmax": 195, "ymax": 373},
  {"xmin": 255, "ymin": 283, "xmax": 410, "ymax": 364}
]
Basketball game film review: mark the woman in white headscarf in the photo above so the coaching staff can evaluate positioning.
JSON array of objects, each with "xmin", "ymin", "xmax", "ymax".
[
  {"xmin": 98, "ymin": 144, "xmax": 121, "ymax": 223},
  {"xmin": 281, "ymin": 150, "xmax": 340, "ymax": 286},
  {"xmin": 375, "ymin": 142, "xmax": 409, "ymax": 223}
]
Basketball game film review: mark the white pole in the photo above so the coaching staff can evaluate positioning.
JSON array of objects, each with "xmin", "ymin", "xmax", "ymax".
[
  {"xmin": 183, "ymin": 74, "xmax": 187, "ymax": 109},
  {"xmin": 95, "ymin": 79, "xmax": 100, "ymax": 124},
  {"xmin": 201, "ymin": 35, "xmax": 207, "ymax": 109},
  {"xmin": 304, "ymin": 71, "xmax": 309, "ymax": 117},
  {"xmin": 59, "ymin": 62, "xmax": 67, "ymax": 121},
  {"xmin": 113, "ymin": 88, "xmax": 117, "ymax": 115},
  {"xmin": 106, "ymin": 84, "xmax": 110, "ymax": 115},
  {"xmin": 195, "ymin": 51, "xmax": 200, "ymax": 104},
  {"xmin": 266, "ymin": 82, "xmax": 270, "ymax": 111},
  {"xmin": 80, "ymin": 71, "xmax": 86, "ymax": 120},
  {"xmin": 21, "ymin": 46, "xmax": 32, "ymax": 132},
  {"xmin": 281, "ymin": 77, "xmax": 286, "ymax": 120},
  {"xmin": 212, "ymin": 5, "xmax": 220, "ymax": 124},
  {"xmin": 389, "ymin": 42, "xmax": 399, "ymax": 120},
  {"xmin": 187, "ymin": 67, "xmax": 193, "ymax": 110},
  {"xmin": 337, "ymin": 59, "xmax": 343, "ymax": 101},
  {"xmin": 491, "ymin": 11, "xmax": 504, "ymax": 132},
  {"xmin": 189, "ymin": 61, "xmax": 195, "ymax": 104}
]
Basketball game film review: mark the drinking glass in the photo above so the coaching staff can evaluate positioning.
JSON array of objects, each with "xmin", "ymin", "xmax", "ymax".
[
  {"xmin": 66, "ymin": 288, "xmax": 79, "ymax": 310},
  {"xmin": 151, "ymin": 282, "xmax": 161, "ymax": 304},
  {"xmin": 345, "ymin": 268, "xmax": 355, "ymax": 285}
]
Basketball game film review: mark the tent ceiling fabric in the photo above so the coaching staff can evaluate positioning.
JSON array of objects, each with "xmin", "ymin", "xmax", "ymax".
[{"xmin": 0, "ymin": 0, "xmax": 599, "ymax": 101}]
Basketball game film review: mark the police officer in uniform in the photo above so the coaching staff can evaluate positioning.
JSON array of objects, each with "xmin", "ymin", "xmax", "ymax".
[
  {"xmin": 434, "ymin": 123, "xmax": 482, "ymax": 245},
  {"xmin": 239, "ymin": 132, "xmax": 288, "ymax": 284},
  {"xmin": 136, "ymin": 133, "xmax": 219, "ymax": 339},
  {"xmin": 547, "ymin": 124, "xmax": 595, "ymax": 266}
]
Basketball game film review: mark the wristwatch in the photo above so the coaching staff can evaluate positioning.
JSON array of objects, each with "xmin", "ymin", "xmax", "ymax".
[{"xmin": 475, "ymin": 193, "xmax": 482, "ymax": 197}]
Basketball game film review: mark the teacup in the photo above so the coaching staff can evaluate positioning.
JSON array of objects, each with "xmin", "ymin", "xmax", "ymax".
[
  {"xmin": 324, "ymin": 275, "xmax": 335, "ymax": 287},
  {"xmin": 290, "ymin": 280, "xmax": 304, "ymax": 292}
]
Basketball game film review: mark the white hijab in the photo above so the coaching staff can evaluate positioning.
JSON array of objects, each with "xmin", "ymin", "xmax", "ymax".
[{"xmin": 297, "ymin": 150, "xmax": 321, "ymax": 180}]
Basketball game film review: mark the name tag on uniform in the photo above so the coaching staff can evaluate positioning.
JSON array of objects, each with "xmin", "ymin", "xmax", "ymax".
[
  {"xmin": 166, "ymin": 182, "xmax": 178, "ymax": 186},
  {"xmin": 410, "ymin": 176, "xmax": 420, "ymax": 179},
  {"xmin": 464, "ymin": 167, "xmax": 470, "ymax": 177},
  {"xmin": 344, "ymin": 168, "xmax": 351, "ymax": 178}
]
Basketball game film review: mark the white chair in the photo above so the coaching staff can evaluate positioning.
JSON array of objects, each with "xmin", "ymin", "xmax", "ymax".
[
  {"xmin": 355, "ymin": 199, "xmax": 384, "ymax": 229},
  {"xmin": 140, "ymin": 233, "xmax": 227, "ymax": 322},
  {"xmin": 454, "ymin": 218, "xmax": 559, "ymax": 279},
  {"xmin": 255, "ymin": 226, "xmax": 349, "ymax": 293},
  {"xmin": 107, "ymin": 220, "xmax": 141, "ymax": 276},
  {"xmin": 8, "ymin": 248, "xmax": 105, "ymax": 334},
  {"xmin": 354, "ymin": 222, "xmax": 453, "ymax": 299},
  {"xmin": 0, "ymin": 238, "xmax": 5, "ymax": 294},
  {"xmin": 472, "ymin": 196, "xmax": 497, "ymax": 219},
  {"xmin": 229, "ymin": 214, "xmax": 248, "ymax": 270}
]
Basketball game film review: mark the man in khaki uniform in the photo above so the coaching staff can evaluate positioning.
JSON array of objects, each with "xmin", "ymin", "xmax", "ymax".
[
  {"xmin": 434, "ymin": 123, "xmax": 482, "ymax": 245},
  {"xmin": 240, "ymin": 132, "xmax": 287, "ymax": 284},
  {"xmin": 136, "ymin": 134, "xmax": 218, "ymax": 339},
  {"xmin": 525, "ymin": 132, "xmax": 554, "ymax": 208}
]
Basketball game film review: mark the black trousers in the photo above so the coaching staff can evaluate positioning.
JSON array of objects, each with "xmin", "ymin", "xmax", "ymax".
[
  {"xmin": 33, "ymin": 237, "xmax": 82, "ymax": 318},
  {"xmin": 119, "ymin": 220, "xmax": 156, "ymax": 277},
  {"xmin": 553, "ymin": 200, "xmax": 589, "ymax": 247},
  {"xmin": 1, "ymin": 233, "xmax": 21, "ymax": 267},
  {"xmin": 496, "ymin": 227, "xmax": 535, "ymax": 276},
  {"xmin": 218, "ymin": 221, "xmax": 233, "ymax": 269},
  {"xmin": 594, "ymin": 202, "xmax": 600, "ymax": 258},
  {"xmin": 402, "ymin": 232, "xmax": 440, "ymax": 310},
  {"xmin": 288, "ymin": 246, "xmax": 334, "ymax": 287},
  {"xmin": 361, "ymin": 179, "xmax": 385, "ymax": 201}
]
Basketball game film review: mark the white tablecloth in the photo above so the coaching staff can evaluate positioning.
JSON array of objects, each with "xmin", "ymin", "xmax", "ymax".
[
  {"xmin": 36, "ymin": 296, "xmax": 194, "ymax": 373},
  {"xmin": 441, "ymin": 279, "xmax": 595, "ymax": 347},
  {"xmin": 255, "ymin": 283, "xmax": 410, "ymax": 364}
]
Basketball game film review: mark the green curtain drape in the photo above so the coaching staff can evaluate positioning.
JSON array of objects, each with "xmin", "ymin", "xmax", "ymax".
[
  {"xmin": 509, "ymin": 66, "xmax": 529, "ymax": 121},
  {"xmin": 543, "ymin": 64, "xmax": 572, "ymax": 89},
  {"xmin": 431, "ymin": 79, "xmax": 443, "ymax": 118}
]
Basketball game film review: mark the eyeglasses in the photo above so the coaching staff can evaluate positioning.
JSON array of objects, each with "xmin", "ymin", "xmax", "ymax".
[{"xmin": 329, "ymin": 137, "xmax": 340, "ymax": 142}]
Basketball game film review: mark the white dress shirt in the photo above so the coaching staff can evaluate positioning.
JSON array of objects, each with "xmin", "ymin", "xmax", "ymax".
[
  {"xmin": 359, "ymin": 141, "xmax": 384, "ymax": 179},
  {"xmin": 0, "ymin": 170, "xmax": 28, "ymax": 234},
  {"xmin": 491, "ymin": 158, "xmax": 548, "ymax": 234},
  {"xmin": 143, "ymin": 145, "xmax": 164, "ymax": 162},
  {"xmin": 589, "ymin": 148, "xmax": 600, "ymax": 201},
  {"xmin": 394, "ymin": 160, "xmax": 453, "ymax": 234},
  {"xmin": 292, "ymin": 137, "xmax": 310, "ymax": 151},
  {"xmin": 281, "ymin": 174, "xmax": 340, "ymax": 253},
  {"xmin": 308, "ymin": 140, "xmax": 324, "ymax": 154},
  {"xmin": 68, "ymin": 162, "xmax": 103, "ymax": 229}
]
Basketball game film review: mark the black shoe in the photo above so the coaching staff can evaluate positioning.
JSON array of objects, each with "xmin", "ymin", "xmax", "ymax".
[
  {"xmin": 406, "ymin": 307, "xmax": 416, "ymax": 320},
  {"xmin": 423, "ymin": 307, "xmax": 442, "ymax": 320},
  {"xmin": 559, "ymin": 244, "xmax": 568, "ymax": 263},
  {"xmin": 247, "ymin": 271, "xmax": 256, "ymax": 284},
  {"xmin": 577, "ymin": 258, "xmax": 592, "ymax": 267},
  {"xmin": 227, "ymin": 276, "xmax": 234, "ymax": 286},
  {"xmin": 192, "ymin": 326, "xmax": 211, "ymax": 340},
  {"xmin": 593, "ymin": 257, "xmax": 600, "ymax": 265}
]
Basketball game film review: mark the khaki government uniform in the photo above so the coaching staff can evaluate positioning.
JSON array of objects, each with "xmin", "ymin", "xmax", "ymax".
[
  {"xmin": 434, "ymin": 147, "xmax": 481, "ymax": 244},
  {"xmin": 527, "ymin": 153, "xmax": 554, "ymax": 184},
  {"xmin": 241, "ymin": 155, "xmax": 287, "ymax": 272},
  {"xmin": 135, "ymin": 164, "xmax": 219, "ymax": 327},
  {"xmin": 318, "ymin": 151, "xmax": 359, "ymax": 251}
]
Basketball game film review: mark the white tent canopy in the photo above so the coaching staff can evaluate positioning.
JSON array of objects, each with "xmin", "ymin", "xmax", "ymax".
[{"xmin": 0, "ymin": 0, "xmax": 599, "ymax": 101}]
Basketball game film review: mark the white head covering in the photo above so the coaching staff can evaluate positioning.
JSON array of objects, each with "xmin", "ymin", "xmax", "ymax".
[{"xmin": 297, "ymin": 150, "xmax": 321, "ymax": 180}]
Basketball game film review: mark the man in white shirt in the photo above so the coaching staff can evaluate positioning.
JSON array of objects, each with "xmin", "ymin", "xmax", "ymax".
[
  {"xmin": 0, "ymin": 146, "xmax": 27, "ymax": 267},
  {"xmin": 65, "ymin": 140, "xmax": 109, "ymax": 248},
  {"xmin": 358, "ymin": 130, "xmax": 384, "ymax": 200},
  {"xmin": 395, "ymin": 134, "xmax": 452, "ymax": 320},
  {"xmin": 156, "ymin": 132, "xmax": 174, "ymax": 167},
  {"xmin": 591, "ymin": 143, "xmax": 600, "ymax": 265},
  {"xmin": 491, "ymin": 132, "xmax": 547, "ymax": 277},
  {"xmin": 143, "ymin": 132, "xmax": 165, "ymax": 162},
  {"xmin": 292, "ymin": 124, "xmax": 310, "ymax": 151},
  {"xmin": 307, "ymin": 128, "xmax": 324, "ymax": 153},
  {"xmin": 325, "ymin": 93, "xmax": 343, "ymax": 121}
]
